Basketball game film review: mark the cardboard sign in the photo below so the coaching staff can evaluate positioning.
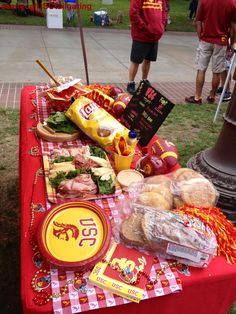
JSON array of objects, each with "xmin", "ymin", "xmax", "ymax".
[{"xmin": 120, "ymin": 81, "xmax": 175, "ymax": 147}]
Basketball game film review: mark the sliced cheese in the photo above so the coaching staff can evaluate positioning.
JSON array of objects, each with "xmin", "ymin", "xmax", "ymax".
[
  {"xmin": 101, "ymin": 173, "xmax": 116, "ymax": 184},
  {"xmin": 91, "ymin": 167, "xmax": 113, "ymax": 176},
  {"xmin": 50, "ymin": 161, "xmax": 75, "ymax": 177},
  {"xmin": 91, "ymin": 167, "xmax": 115, "ymax": 182},
  {"xmin": 87, "ymin": 156, "xmax": 112, "ymax": 168}
]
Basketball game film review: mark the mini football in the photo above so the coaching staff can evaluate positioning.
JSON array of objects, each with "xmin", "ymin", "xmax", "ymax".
[
  {"xmin": 112, "ymin": 100, "xmax": 127, "ymax": 117},
  {"xmin": 109, "ymin": 86, "xmax": 123, "ymax": 99},
  {"xmin": 138, "ymin": 154, "xmax": 168, "ymax": 177},
  {"xmin": 112, "ymin": 93, "xmax": 131, "ymax": 117},
  {"xmin": 151, "ymin": 138, "xmax": 178, "ymax": 170},
  {"xmin": 115, "ymin": 92, "xmax": 131, "ymax": 105}
]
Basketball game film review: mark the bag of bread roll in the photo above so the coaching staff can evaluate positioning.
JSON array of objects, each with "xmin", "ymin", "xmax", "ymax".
[
  {"xmin": 141, "ymin": 207, "xmax": 217, "ymax": 267},
  {"xmin": 128, "ymin": 181, "xmax": 174, "ymax": 211},
  {"xmin": 170, "ymin": 168, "xmax": 219, "ymax": 208}
]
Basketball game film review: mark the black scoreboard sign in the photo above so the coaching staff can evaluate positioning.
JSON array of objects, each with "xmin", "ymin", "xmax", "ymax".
[{"xmin": 120, "ymin": 81, "xmax": 175, "ymax": 147}]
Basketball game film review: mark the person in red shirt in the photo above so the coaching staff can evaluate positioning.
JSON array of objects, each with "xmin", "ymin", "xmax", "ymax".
[
  {"xmin": 185, "ymin": 0, "xmax": 236, "ymax": 104},
  {"xmin": 127, "ymin": 0, "xmax": 166, "ymax": 95}
]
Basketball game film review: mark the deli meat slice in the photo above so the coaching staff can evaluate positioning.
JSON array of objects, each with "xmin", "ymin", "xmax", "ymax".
[
  {"xmin": 58, "ymin": 174, "xmax": 97, "ymax": 198},
  {"xmin": 73, "ymin": 153, "xmax": 100, "ymax": 168},
  {"xmin": 52, "ymin": 145, "xmax": 90, "ymax": 158}
]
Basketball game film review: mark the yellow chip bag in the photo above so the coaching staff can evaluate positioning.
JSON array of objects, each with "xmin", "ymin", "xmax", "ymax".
[{"xmin": 65, "ymin": 96, "xmax": 130, "ymax": 149}]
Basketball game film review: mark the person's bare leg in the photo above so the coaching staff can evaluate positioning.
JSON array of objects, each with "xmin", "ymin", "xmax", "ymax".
[
  {"xmin": 129, "ymin": 62, "xmax": 139, "ymax": 82},
  {"xmin": 220, "ymin": 70, "xmax": 231, "ymax": 92},
  {"xmin": 220, "ymin": 70, "xmax": 227, "ymax": 87},
  {"xmin": 209, "ymin": 72, "xmax": 221, "ymax": 98},
  {"xmin": 195, "ymin": 69, "xmax": 205, "ymax": 100},
  {"xmin": 142, "ymin": 59, "xmax": 151, "ymax": 80}
]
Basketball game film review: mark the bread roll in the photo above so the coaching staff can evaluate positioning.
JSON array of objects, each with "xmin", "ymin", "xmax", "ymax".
[
  {"xmin": 180, "ymin": 178, "xmax": 217, "ymax": 207},
  {"xmin": 145, "ymin": 175, "xmax": 172, "ymax": 187},
  {"xmin": 172, "ymin": 168, "xmax": 204, "ymax": 181},
  {"xmin": 137, "ymin": 191, "xmax": 172, "ymax": 211}
]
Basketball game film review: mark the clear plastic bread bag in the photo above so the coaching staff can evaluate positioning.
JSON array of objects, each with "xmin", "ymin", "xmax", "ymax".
[
  {"xmin": 112, "ymin": 190, "xmax": 152, "ymax": 250},
  {"xmin": 140, "ymin": 207, "xmax": 218, "ymax": 267},
  {"xmin": 169, "ymin": 168, "xmax": 219, "ymax": 208},
  {"xmin": 117, "ymin": 179, "xmax": 218, "ymax": 267},
  {"xmin": 128, "ymin": 180, "xmax": 174, "ymax": 211},
  {"xmin": 115, "ymin": 180, "xmax": 174, "ymax": 250}
]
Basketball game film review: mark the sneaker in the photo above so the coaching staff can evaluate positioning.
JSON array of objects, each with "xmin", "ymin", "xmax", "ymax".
[
  {"xmin": 216, "ymin": 87, "xmax": 223, "ymax": 95},
  {"xmin": 185, "ymin": 95, "xmax": 202, "ymax": 105},
  {"xmin": 127, "ymin": 81, "xmax": 136, "ymax": 95},
  {"xmin": 222, "ymin": 91, "xmax": 231, "ymax": 102},
  {"xmin": 141, "ymin": 79, "xmax": 151, "ymax": 85}
]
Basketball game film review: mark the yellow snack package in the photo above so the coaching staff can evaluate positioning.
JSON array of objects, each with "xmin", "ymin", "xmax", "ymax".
[
  {"xmin": 65, "ymin": 96, "xmax": 130, "ymax": 150},
  {"xmin": 87, "ymin": 89, "xmax": 115, "ymax": 113}
]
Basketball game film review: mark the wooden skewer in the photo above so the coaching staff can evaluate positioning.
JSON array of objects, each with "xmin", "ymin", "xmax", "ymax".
[{"xmin": 36, "ymin": 59, "xmax": 60, "ymax": 86}]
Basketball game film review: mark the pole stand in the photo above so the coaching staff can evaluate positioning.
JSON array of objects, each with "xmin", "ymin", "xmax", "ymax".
[
  {"xmin": 187, "ymin": 149, "xmax": 236, "ymax": 225},
  {"xmin": 187, "ymin": 71, "xmax": 236, "ymax": 225}
]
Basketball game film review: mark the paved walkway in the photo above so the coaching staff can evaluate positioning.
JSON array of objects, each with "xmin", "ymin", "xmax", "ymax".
[
  {"xmin": 0, "ymin": 81, "xmax": 213, "ymax": 109},
  {"xmin": 0, "ymin": 25, "xmax": 216, "ymax": 108}
]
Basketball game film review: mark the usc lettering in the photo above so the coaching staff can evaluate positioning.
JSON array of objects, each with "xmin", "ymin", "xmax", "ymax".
[
  {"xmin": 142, "ymin": 0, "xmax": 163, "ymax": 10},
  {"xmin": 87, "ymin": 89, "xmax": 114, "ymax": 112},
  {"xmin": 78, "ymin": 218, "xmax": 98, "ymax": 247}
]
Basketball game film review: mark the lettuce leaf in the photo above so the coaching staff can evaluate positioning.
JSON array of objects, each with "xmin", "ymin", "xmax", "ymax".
[{"xmin": 46, "ymin": 112, "xmax": 78, "ymax": 134}]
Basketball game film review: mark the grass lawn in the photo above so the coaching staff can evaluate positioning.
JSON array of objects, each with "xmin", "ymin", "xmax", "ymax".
[{"xmin": 0, "ymin": 0, "xmax": 196, "ymax": 31}]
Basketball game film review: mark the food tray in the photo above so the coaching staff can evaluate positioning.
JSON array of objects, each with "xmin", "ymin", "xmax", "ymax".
[{"xmin": 42, "ymin": 150, "xmax": 122, "ymax": 204}]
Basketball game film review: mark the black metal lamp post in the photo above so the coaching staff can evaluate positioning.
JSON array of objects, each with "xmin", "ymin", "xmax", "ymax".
[{"xmin": 187, "ymin": 70, "xmax": 236, "ymax": 224}]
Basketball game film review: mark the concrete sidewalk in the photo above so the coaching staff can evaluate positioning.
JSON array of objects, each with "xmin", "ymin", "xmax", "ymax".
[{"xmin": 0, "ymin": 25, "xmax": 214, "ymax": 108}]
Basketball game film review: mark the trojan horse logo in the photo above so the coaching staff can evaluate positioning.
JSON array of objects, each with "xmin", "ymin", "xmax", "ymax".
[
  {"xmin": 53, "ymin": 221, "xmax": 79, "ymax": 241},
  {"xmin": 110, "ymin": 256, "xmax": 147, "ymax": 284}
]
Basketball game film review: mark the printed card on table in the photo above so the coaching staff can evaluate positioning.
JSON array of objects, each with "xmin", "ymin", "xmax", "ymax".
[{"xmin": 89, "ymin": 242, "xmax": 154, "ymax": 303}]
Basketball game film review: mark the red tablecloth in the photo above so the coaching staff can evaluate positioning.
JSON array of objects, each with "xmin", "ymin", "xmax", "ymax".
[{"xmin": 20, "ymin": 86, "xmax": 236, "ymax": 314}]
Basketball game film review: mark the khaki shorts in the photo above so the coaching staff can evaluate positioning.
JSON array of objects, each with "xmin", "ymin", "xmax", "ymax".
[{"xmin": 195, "ymin": 41, "xmax": 227, "ymax": 73}]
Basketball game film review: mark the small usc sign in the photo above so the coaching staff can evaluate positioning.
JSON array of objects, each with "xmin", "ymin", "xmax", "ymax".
[{"xmin": 120, "ymin": 81, "xmax": 175, "ymax": 147}]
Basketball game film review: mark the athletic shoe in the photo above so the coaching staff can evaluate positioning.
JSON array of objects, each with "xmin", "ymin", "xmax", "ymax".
[
  {"xmin": 185, "ymin": 95, "xmax": 202, "ymax": 104},
  {"xmin": 222, "ymin": 91, "xmax": 231, "ymax": 102},
  {"xmin": 126, "ymin": 81, "xmax": 136, "ymax": 95},
  {"xmin": 216, "ymin": 87, "xmax": 223, "ymax": 95},
  {"xmin": 141, "ymin": 79, "xmax": 151, "ymax": 85}
]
